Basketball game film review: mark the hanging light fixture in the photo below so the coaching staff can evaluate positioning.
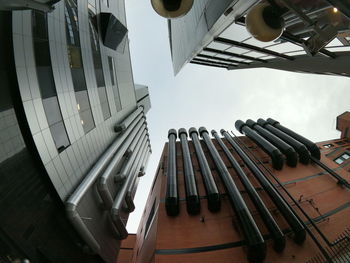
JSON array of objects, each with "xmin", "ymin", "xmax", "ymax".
[
  {"xmin": 245, "ymin": 3, "xmax": 285, "ymax": 42},
  {"xmin": 151, "ymin": 0, "xmax": 194, "ymax": 19}
]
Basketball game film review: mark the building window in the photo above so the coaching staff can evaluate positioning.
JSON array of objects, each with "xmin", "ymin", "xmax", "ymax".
[
  {"xmin": 323, "ymin": 143, "xmax": 334, "ymax": 148},
  {"xmin": 334, "ymin": 153, "xmax": 350, "ymax": 164},
  {"xmin": 108, "ymin": 56, "xmax": 115, "ymax": 85},
  {"xmin": 335, "ymin": 141, "xmax": 346, "ymax": 145},
  {"xmin": 108, "ymin": 56, "xmax": 122, "ymax": 112},
  {"xmin": 88, "ymin": 7, "xmax": 111, "ymax": 120},
  {"xmin": 65, "ymin": 0, "xmax": 95, "ymax": 134},
  {"xmin": 32, "ymin": 11, "xmax": 70, "ymax": 152},
  {"xmin": 144, "ymin": 199, "xmax": 157, "ymax": 239}
]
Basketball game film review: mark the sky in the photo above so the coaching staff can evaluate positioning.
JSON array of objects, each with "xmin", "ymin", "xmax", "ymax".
[{"xmin": 124, "ymin": 0, "xmax": 350, "ymax": 233}]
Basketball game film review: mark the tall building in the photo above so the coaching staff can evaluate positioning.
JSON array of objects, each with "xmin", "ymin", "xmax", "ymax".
[
  {"xmin": 0, "ymin": 1, "xmax": 151, "ymax": 263},
  {"xmin": 132, "ymin": 113, "xmax": 350, "ymax": 263},
  {"xmin": 165, "ymin": 0, "xmax": 350, "ymax": 76}
]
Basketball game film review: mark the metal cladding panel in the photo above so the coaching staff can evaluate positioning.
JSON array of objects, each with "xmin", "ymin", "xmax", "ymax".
[
  {"xmin": 77, "ymin": 187, "xmax": 121, "ymax": 262},
  {"xmin": 11, "ymin": 0, "xmax": 140, "ymax": 201},
  {"xmin": 204, "ymin": 0, "xmax": 237, "ymax": 29},
  {"xmin": 169, "ymin": 0, "xmax": 211, "ymax": 74},
  {"xmin": 135, "ymin": 84, "xmax": 151, "ymax": 114},
  {"xmin": 169, "ymin": 0, "xmax": 257, "ymax": 74}
]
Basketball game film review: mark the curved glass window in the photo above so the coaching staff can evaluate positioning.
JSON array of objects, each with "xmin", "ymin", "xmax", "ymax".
[
  {"xmin": 65, "ymin": 0, "xmax": 95, "ymax": 134},
  {"xmin": 88, "ymin": 6, "xmax": 111, "ymax": 120},
  {"xmin": 32, "ymin": 11, "xmax": 70, "ymax": 152}
]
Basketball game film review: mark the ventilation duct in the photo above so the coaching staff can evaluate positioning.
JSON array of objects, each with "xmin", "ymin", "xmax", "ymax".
[
  {"xmin": 246, "ymin": 119, "xmax": 298, "ymax": 167},
  {"xmin": 98, "ymin": 122, "xmax": 146, "ymax": 208},
  {"xmin": 65, "ymin": 112, "xmax": 144, "ymax": 252},
  {"xmin": 165, "ymin": 129, "xmax": 179, "ymax": 216},
  {"xmin": 125, "ymin": 142, "xmax": 150, "ymax": 212},
  {"xmin": 114, "ymin": 107, "xmax": 143, "ymax": 133},
  {"xmin": 199, "ymin": 127, "xmax": 266, "ymax": 263},
  {"xmin": 235, "ymin": 120, "xmax": 284, "ymax": 170},
  {"xmin": 110, "ymin": 141, "xmax": 148, "ymax": 239},
  {"xmin": 178, "ymin": 128, "xmax": 200, "ymax": 215},
  {"xmin": 189, "ymin": 127, "xmax": 221, "ymax": 212},
  {"xmin": 212, "ymin": 130, "xmax": 285, "ymax": 252},
  {"xmin": 221, "ymin": 130, "xmax": 306, "ymax": 245},
  {"xmin": 267, "ymin": 118, "xmax": 321, "ymax": 160},
  {"xmin": 257, "ymin": 119, "xmax": 311, "ymax": 164}
]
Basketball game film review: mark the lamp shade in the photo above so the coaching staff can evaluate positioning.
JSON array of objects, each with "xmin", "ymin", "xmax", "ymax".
[
  {"xmin": 151, "ymin": 0, "xmax": 194, "ymax": 19},
  {"xmin": 246, "ymin": 3, "xmax": 284, "ymax": 42}
]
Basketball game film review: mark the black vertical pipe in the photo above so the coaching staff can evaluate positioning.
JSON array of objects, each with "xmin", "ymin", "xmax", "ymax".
[
  {"xmin": 267, "ymin": 118, "xmax": 321, "ymax": 160},
  {"xmin": 235, "ymin": 120, "xmax": 284, "ymax": 170},
  {"xmin": 199, "ymin": 127, "xmax": 266, "ymax": 263},
  {"xmin": 178, "ymin": 128, "xmax": 200, "ymax": 215},
  {"xmin": 189, "ymin": 128, "xmax": 221, "ymax": 212},
  {"xmin": 233, "ymin": 132, "xmax": 333, "ymax": 263},
  {"xmin": 257, "ymin": 119, "xmax": 311, "ymax": 164},
  {"xmin": 221, "ymin": 130, "xmax": 306, "ymax": 245},
  {"xmin": 246, "ymin": 119, "xmax": 298, "ymax": 167},
  {"xmin": 212, "ymin": 130, "xmax": 286, "ymax": 252},
  {"xmin": 166, "ymin": 129, "xmax": 179, "ymax": 216}
]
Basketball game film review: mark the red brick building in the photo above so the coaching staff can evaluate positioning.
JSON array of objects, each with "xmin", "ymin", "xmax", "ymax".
[{"xmin": 123, "ymin": 113, "xmax": 350, "ymax": 263}]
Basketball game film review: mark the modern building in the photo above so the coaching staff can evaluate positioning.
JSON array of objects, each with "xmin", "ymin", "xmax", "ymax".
[
  {"xmin": 0, "ymin": 1, "xmax": 151, "ymax": 263},
  {"xmin": 131, "ymin": 112, "xmax": 350, "ymax": 263},
  {"xmin": 165, "ymin": 0, "xmax": 350, "ymax": 76}
]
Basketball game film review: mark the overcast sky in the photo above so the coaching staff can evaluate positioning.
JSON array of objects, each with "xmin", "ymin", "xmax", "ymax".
[{"xmin": 124, "ymin": 0, "xmax": 350, "ymax": 233}]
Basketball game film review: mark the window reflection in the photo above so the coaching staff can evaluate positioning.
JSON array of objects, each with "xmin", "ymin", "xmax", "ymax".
[
  {"xmin": 32, "ymin": 11, "xmax": 70, "ymax": 152},
  {"xmin": 65, "ymin": 0, "xmax": 96, "ymax": 133},
  {"xmin": 108, "ymin": 56, "xmax": 122, "ymax": 112},
  {"xmin": 88, "ymin": 7, "xmax": 111, "ymax": 120},
  {"xmin": 75, "ymin": 90, "xmax": 95, "ymax": 134}
]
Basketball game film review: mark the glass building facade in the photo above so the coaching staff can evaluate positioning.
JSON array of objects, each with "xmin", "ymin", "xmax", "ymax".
[{"xmin": 0, "ymin": 0, "xmax": 151, "ymax": 262}]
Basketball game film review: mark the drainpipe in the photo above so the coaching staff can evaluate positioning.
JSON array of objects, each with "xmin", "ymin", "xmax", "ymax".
[
  {"xmin": 189, "ymin": 127, "xmax": 221, "ymax": 212},
  {"xmin": 165, "ymin": 129, "xmax": 179, "ymax": 216},
  {"xmin": 246, "ymin": 119, "xmax": 298, "ymax": 167},
  {"xmin": 235, "ymin": 120, "xmax": 284, "ymax": 170},
  {"xmin": 257, "ymin": 119, "xmax": 310, "ymax": 164},
  {"xmin": 178, "ymin": 128, "xmax": 200, "ymax": 215},
  {"xmin": 200, "ymin": 127, "xmax": 266, "ymax": 263},
  {"xmin": 212, "ymin": 130, "xmax": 285, "ymax": 252},
  {"xmin": 221, "ymin": 129, "xmax": 306, "ymax": 245}
]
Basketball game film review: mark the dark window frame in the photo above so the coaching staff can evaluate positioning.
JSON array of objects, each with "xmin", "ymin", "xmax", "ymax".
[{"xmin": 144, "ymin": 199, "xmax": 157, "ymax": 239}]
